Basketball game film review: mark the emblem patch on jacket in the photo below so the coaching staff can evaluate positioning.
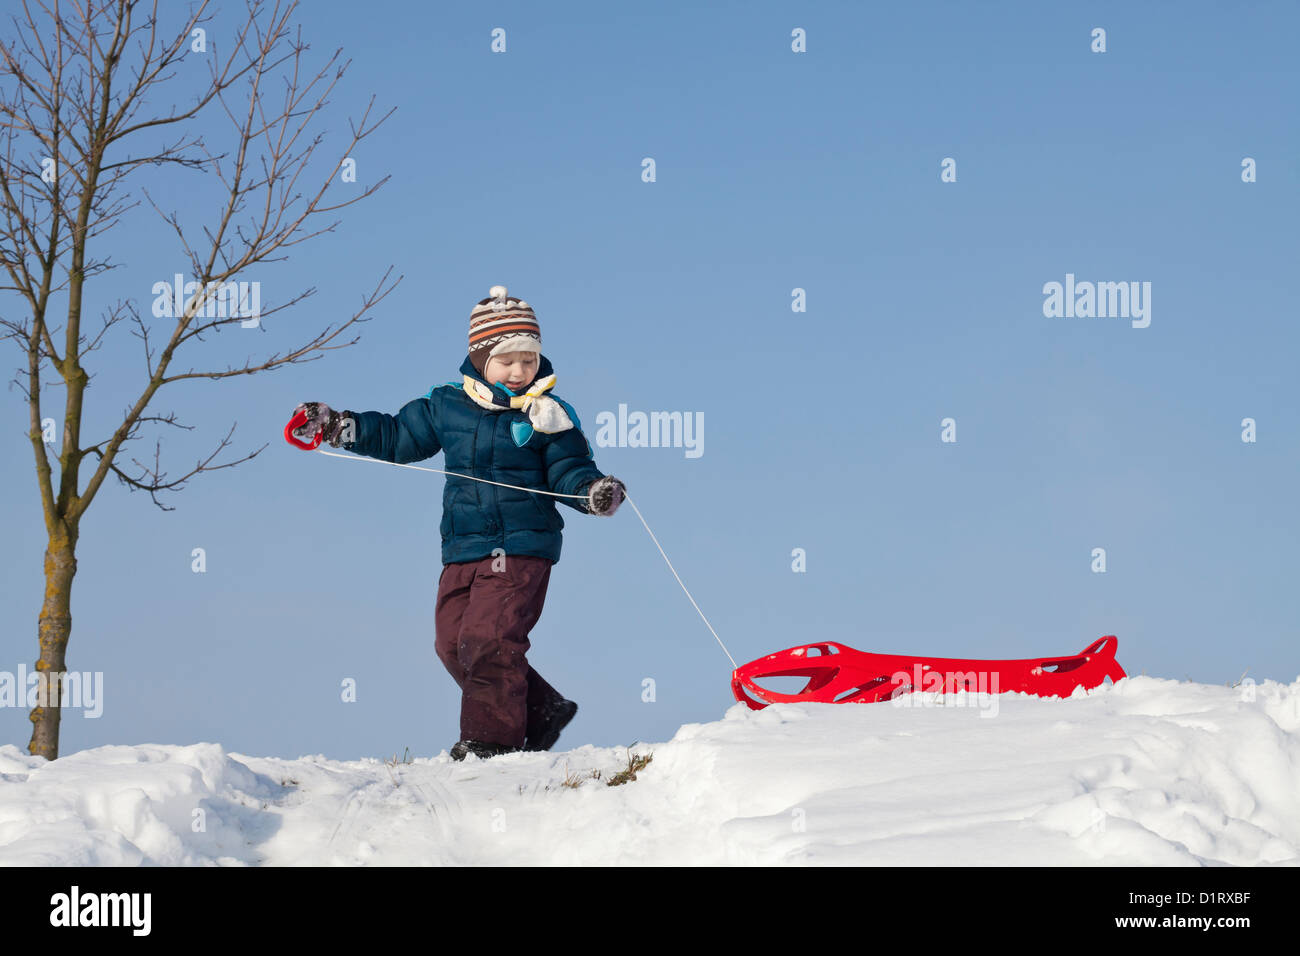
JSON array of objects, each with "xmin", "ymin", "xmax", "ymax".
[{"xmin": 511, "ymin": 420, "xmax": 535, "ymax": 447}]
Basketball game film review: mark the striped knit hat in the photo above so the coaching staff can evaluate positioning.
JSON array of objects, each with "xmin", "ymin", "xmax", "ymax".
[{"xmin": 468, "ymin": 285, "xmax": 541, "ymax": 377}]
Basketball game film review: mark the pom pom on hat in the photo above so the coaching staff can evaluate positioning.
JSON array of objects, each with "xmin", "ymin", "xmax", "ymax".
[{"xmin": 488, "ymin": 285, "xmax": 511, "ymax": 310}]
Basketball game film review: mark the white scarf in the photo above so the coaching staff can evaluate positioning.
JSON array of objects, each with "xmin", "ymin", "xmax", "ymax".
[{"xmin": 460, "ymin": 373, "xmax": 575, "ymax": 434}]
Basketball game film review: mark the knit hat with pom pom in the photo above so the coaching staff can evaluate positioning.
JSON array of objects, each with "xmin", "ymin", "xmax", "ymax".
[{"xmin": 468, "ymin": 285, "xmax": 541, "ymax": 377}]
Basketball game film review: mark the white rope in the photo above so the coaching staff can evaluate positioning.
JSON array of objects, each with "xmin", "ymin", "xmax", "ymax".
[
  {"xmin": 618, "ymin": 492, "xmax": 737, "ymax": 669},
  {"xmin": 316, "ymin": 447, "xmax": 586, "ymax": 497},
  {"xmin": 311, "ymin": 446, "xmax": 737, "ymax": 669}
]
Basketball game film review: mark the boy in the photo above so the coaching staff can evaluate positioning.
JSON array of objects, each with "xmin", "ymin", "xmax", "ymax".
[{"xmin": 292, "ymin": 286, "xmax": 625, "ymax": 760}]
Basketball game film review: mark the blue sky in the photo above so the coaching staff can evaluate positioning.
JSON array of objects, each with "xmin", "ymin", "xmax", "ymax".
[{"xmin": 2, "ymin": 0, "xmax": 1296, "ymax": 761}]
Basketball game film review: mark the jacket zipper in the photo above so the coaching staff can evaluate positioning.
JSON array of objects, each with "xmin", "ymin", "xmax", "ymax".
[
  {"xmin": 470, "ymin": 407, "xmax": 483, "ymax": 518},
  {"xmin": 492, "ymin": 414, "xmax": 505, "ymax": 533}
]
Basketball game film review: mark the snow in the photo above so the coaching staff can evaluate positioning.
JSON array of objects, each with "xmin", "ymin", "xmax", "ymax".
[{"xmin": 1, "ymin": 675, "xmax": 1297, "ymax": 866}]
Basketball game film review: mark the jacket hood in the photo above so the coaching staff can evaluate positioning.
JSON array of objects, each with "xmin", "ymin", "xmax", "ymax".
[{"xmin": 460, "ymin": 352, "xmax": 554, "ymax": 395}]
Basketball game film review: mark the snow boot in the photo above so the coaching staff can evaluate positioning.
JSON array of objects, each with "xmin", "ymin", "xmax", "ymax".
[
  {"xmin": 449, "ymin": 739, "xmax": 519, "ymax": 761},
  {"xmin": 524, "ymin": 699, "xmax": 578, "ymax": 752}
]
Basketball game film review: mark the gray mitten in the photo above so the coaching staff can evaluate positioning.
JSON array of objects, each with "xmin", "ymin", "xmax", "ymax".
[
  {"xmin": 587, "ymin": 476, "xmax": 626, "ymax": 516},
  {"xmin": 292, "ymin": 402, "xmax": 351, "ymax": 448}
]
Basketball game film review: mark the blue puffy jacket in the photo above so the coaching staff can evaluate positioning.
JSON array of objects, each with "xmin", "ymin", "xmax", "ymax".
[{"xmin": 343, "ymin": 353, "xmax": 607, "ymax": 565}]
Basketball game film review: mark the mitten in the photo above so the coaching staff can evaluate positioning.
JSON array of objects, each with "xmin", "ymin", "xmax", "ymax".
[
  {"xmin": 587, "ymin": 476, "xmax": 626, "ymax": 516},
  {"xmin": 292, "ymin": 402, "xmax": 351, "ymax": 448}
]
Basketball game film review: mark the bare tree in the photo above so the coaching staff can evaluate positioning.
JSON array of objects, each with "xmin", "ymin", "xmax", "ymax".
[{"xmin": 0, "ymin": 0, "xmax": 399, "ymax": 759}]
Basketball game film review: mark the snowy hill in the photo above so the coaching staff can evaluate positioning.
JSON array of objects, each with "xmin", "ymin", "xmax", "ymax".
[{"xmin": 2, "ymin": 675, "xmax": 1297, "ymax": 866}]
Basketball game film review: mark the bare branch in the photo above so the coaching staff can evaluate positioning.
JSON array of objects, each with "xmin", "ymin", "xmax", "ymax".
[
  {"xmin": 86, "ymin": 421, "xmax": 268, "ymax": 511},
  {"xmin": 1, "ymin": 0, "xmax": 396, "ymax": 533}
]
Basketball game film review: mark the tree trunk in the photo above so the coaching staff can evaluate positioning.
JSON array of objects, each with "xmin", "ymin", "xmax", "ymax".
[{"xmin": 28, "ymin": 527, "xmax": 78, "ymax": 760}]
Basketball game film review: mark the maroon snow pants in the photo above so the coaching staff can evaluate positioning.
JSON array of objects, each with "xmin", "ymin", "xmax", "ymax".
[{"xmin": 434, "ymin": 553, "xmax": 566, "ymax": 748}]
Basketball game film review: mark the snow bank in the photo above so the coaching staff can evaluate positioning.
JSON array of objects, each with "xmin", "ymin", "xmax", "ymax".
[{"xmin": 1, "ymin": 675, "xmax": 1297, "ymax": 865}]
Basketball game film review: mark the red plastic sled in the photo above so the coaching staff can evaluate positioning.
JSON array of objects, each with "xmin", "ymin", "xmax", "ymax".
[{"xmin": 731, "ymin": 636, "xmax": 1126, "ymax": 710}]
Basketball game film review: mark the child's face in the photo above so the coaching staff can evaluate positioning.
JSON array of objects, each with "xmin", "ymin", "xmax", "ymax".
[{"xmin": 484, "ymin": 350, "xmax": 539, "ymax": 390}]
